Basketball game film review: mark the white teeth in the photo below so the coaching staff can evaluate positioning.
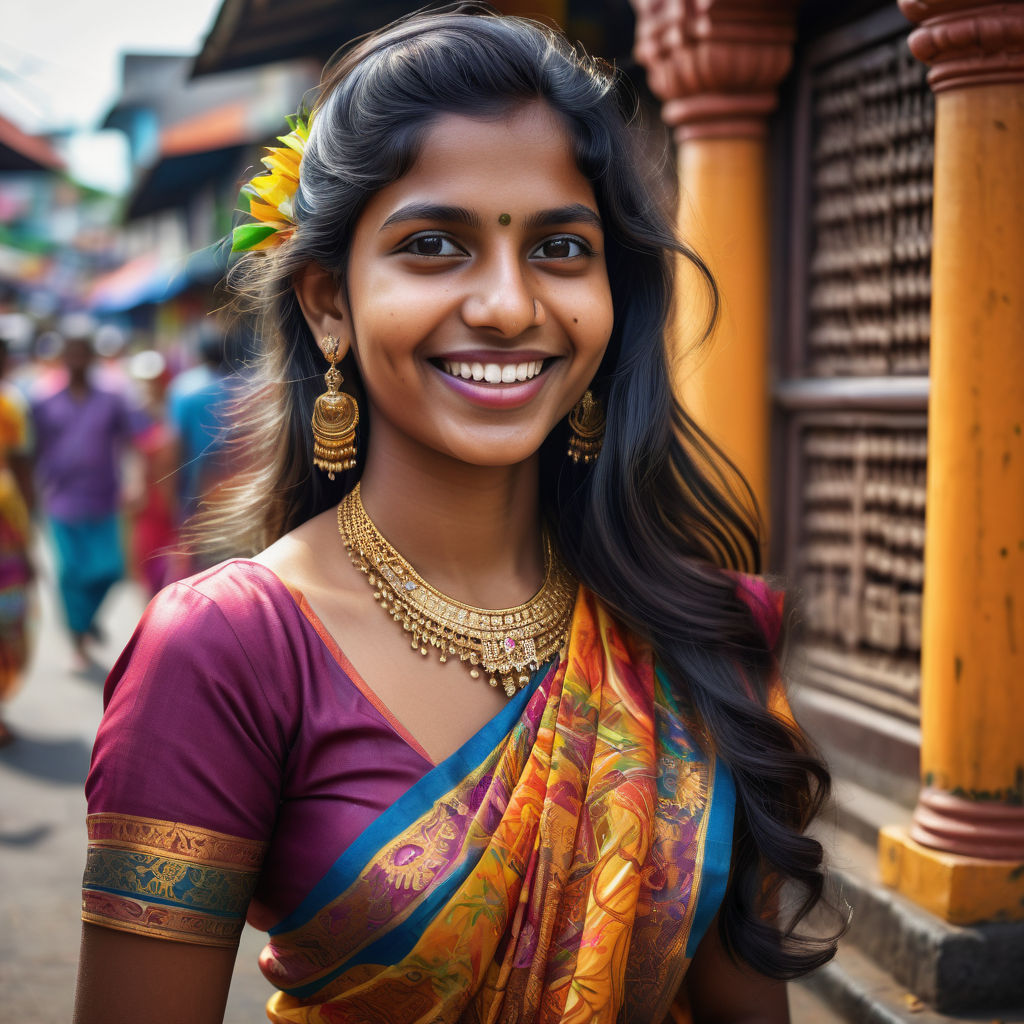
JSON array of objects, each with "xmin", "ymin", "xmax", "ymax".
[{"xmin": 441, "ymin": 359, "xmax": 546, "ymax": 383}]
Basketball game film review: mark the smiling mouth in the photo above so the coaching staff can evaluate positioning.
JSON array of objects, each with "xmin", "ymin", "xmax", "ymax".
[{"xmin": 436, "ymin": 359, "xmax": 549, "ymax": 384}]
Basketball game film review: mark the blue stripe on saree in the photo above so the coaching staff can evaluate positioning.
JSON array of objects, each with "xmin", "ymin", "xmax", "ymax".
[
  {"xmin": 271, "ymin": 662, "xmax": 548, "ymax": 940},
  {"xmin": 685, "ymin": 755, "xmax": 735, "ymax": 959}
]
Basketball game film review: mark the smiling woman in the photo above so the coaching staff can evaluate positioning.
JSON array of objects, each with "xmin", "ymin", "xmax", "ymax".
[{"xmin": 73, "ymin": 7, "xmax": 839, "ymax": 1024}]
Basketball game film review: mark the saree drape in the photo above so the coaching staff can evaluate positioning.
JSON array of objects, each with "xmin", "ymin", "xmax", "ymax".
[{"xmin": 261, "ymin": 588, "xmax": 734, "ymax": 1024}]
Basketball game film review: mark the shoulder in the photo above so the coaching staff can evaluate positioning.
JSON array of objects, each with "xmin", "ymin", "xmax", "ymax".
[
  {"xmin": 100, "ymin": 560, "xmax": 315, "ymax": 761},
  {"xmin": 134, "ymin": 558, "xmax": 306, "ymax": 657},
  {"xmin": 250, "ymin": 506, "xmax": 355, "ymax": 603}
]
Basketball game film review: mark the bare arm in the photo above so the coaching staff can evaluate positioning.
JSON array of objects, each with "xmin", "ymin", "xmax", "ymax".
[
  {"xmin": 73, "ymin": 923, "xmax": 237, "ymax": 1024},
  {"xmin": 683, "ymin": 913, "xmax": 790, "ymax": 1024}
]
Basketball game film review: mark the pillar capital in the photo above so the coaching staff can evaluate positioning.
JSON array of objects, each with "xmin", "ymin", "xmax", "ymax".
[
  {"xmin": 899, "ymin": 1, "xmax": 1024, "ymax": 93},
  {"xmin": 630, "ymin": 0, "xmax": 798, "ymax": 140}
]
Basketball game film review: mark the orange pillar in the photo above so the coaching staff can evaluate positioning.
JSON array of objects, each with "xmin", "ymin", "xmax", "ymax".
[
  {"xmin": 630, "ymin": 0, "xmax": 799, "ymax": 531},
  {"xmin": 879, "ymin": 0, "xmax": 1024, "ymax": 924}
]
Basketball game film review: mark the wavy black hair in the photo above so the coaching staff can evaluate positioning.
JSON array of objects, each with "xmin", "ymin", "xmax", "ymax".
[{"xmin": 209, "ymin": 4, "xmax": 839, "ymax": 979}]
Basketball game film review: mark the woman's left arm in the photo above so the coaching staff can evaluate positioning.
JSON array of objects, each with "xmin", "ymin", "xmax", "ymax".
[{"xmin": 683, "ymin": 912, "xmax": 790, "ymax": 1024}]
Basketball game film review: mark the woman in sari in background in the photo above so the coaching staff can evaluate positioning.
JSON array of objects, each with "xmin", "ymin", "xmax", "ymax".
[
  {"xmin": 0, "ymin": 337, "xmax": 33, "ymax": 746},
  {"xmin": 75, "ymin": 9, "xmax": 840, "ymax": 1022}
]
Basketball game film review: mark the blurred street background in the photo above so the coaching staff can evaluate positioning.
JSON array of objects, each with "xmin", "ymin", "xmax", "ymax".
[
  {"xmin": 1, "ymin": 0, "xmax": 1023, "ymax": 1021},
  {"xmin": 0, "ymin": 544, "xmax": 270, "ymax": 1021}
]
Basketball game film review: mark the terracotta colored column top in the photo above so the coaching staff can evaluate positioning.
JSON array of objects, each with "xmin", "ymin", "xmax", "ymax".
[
  {"xmin": 630, "ymin": 0, "xmax": 799, "ymax": 140},
  {"xmin": 899, "ymin": 0, "xmax": 1024, "ymax": 92}
]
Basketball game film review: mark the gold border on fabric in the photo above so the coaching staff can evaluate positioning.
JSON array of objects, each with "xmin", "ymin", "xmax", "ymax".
[
  {"xmin": 81, "ymin": 891, "xmax": 245, "ymax": 948},
  {"xmin": 86, "ymin": 812, "xmax": 266, "ymax": 869},
  {"xmin": 82, "ymin": 813, "xmax": 265, "ymax": 948}
]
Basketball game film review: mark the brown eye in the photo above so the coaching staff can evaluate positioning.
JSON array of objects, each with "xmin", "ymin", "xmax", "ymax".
[
  {"xmin": 411, "ymin": 235, "xmax": 443, "ymax": 255},
  {"xmin": 404, "ymin": 234, "xmax": 464, "ymax": 257},
  {"xmin": 532, "ymin": 236, "xmax": 590, "ymax": 260},
  {"xmin": 542, "ymin": 239, "xmax": 571, "ymax": 258}
]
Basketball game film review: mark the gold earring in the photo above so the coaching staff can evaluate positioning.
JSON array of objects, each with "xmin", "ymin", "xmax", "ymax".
[
  {"xmin": 311, "ymin": 334, "xmax": 358, "ymax": 480},
  {"xmin": 567, "ymin": 389, "xmax": 604, "ymax": 464}
]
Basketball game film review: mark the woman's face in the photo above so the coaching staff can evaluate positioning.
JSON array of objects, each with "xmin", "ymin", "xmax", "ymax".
[{"xmin": 339, "ymin": 102, "xmax": 614, "ymax": 469}]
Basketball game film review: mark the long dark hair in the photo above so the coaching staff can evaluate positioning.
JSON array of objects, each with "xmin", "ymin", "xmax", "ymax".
[{"xmin": 212, "ymin": 5, "xmax": 839, "ymax": 978}]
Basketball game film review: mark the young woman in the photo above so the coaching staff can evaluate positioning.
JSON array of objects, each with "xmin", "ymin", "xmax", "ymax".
[{"xmin": 74, "ymin": 9, "xmax": 837, "ymax": 1023}]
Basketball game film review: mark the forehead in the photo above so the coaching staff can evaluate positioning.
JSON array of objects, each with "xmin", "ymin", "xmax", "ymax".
[{"xmin": 360, "ymin": 103, "xmax": 597, "ymax": 222}]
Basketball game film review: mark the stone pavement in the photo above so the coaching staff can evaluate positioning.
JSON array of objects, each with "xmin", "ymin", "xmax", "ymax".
[
  {"xmin": 0, "ymin": 544, "xmax": 835, "ymax": 1023},
  {"xmin": 0, "ymin": 549, "xmax": 272, "ymax": 1023}
]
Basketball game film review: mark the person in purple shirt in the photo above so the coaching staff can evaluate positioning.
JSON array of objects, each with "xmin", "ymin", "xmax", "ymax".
[{"xmin": 32, "ymin": 325, "xmax": 141, "ymax": 666}]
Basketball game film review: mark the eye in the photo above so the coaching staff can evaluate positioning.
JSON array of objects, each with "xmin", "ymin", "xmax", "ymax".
[
  {"xmin": 531, "ymin": 235, "xmax": 593, "ymax": 260},
  {"xmin": 401, "ymin": 233, "xmax": 466, "ymax": 257}
]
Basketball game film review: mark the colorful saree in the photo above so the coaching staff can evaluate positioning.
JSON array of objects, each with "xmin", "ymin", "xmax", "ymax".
[
  {"xmin": 83, "ymin": 562, "xmax": 741, "ymax": 1023},
  {"xmin": 260, "ymin": 589, "xmax": 733, "ymax": 1023}
]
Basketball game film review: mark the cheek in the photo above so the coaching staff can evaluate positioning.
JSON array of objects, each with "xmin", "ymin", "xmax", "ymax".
[{"xmin": 576, "ymin": 293, "xmax": 615, "ymax": 367}]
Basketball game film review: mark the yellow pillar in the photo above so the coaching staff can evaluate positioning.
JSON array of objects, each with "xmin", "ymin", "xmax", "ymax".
[
  {"xmin": 630, "ymin": 0, "xmax": 800, "ymax": 531},
  {"xmin": 880, "ymin": 0, "xmax": 1024, "ymax": 925},
  {"xmin": 676, "ymin": 138, "xmax": 771, "ymax": 520}
]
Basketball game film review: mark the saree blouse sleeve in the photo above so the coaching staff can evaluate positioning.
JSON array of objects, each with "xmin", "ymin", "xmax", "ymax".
[{"xmin": 82, "ymin": 574, "xmax": 290, "ymax": 948}]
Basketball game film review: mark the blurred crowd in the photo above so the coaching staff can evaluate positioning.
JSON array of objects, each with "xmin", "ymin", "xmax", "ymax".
[{"xmin": 0, "ymin": 311, "xmax": 248, "ymax": 744}]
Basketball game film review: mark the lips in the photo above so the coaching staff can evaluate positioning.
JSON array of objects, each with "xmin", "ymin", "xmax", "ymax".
[{"xmin": 430, "ymin": 352, "xmax": 556, "ymax": 410}]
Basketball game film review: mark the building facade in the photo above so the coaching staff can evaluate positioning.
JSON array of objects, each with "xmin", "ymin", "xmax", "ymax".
[{"xmin": 630, "ymin": 0, "xmax": 1024, "ymax": 1015}]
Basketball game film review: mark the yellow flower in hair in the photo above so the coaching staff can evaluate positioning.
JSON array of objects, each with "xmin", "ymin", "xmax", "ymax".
[{"xmin": 232, "ymin": 114, "xmax": 310, "ymax": 253}]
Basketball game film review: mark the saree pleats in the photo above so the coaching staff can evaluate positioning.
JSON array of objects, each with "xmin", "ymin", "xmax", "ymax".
[{"xmin": 263, "ymin": 589, "xmax": 734, "ymax": 1023}]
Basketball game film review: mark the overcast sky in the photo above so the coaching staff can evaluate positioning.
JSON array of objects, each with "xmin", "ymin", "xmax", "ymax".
[{"xmin": 2, "ymin": 0, "xmax": 223, "ymax": 191}]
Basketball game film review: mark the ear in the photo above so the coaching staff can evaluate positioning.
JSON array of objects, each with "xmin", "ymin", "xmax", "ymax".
[{"xmin": 293, "ymin": 264, "xmax": 351, "ymax": 356}]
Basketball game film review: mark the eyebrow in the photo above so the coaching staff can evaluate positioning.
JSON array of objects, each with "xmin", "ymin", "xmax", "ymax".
[
  {"xmin": 378, "ymin": 202, "xmax": 603, "ymax": 232},
  {"xmin": 524, "ymin": 204, "xmax": 603, "ymax": 231},
  {"xmin": 380, "ymin": 204, "xmax": 481, "ymax": 230}
]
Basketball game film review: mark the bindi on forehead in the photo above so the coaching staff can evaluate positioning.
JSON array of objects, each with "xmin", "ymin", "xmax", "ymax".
[{"xmin": 498, "ymin": 213, "xmax": 511, "ymax": 226}]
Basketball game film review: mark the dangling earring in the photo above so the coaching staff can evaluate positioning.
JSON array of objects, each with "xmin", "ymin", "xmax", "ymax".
[
  {"xmin": 311, "ymin": 334, "xmax": 358, "ymax": 480},
  {"xmin": 567, "ymin": 389, "xmax": 604, "ymax": 464}
]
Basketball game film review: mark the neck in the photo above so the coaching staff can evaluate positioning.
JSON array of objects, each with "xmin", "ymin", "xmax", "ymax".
[{"xmin": 357, "ymin": 436, "xmax": 544, "ymax": 609}]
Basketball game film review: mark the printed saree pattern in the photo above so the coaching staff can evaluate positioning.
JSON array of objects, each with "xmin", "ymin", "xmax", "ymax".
[{"xmin": 261, "ymin": 589, "xmax": 734, "ymax": 1023}]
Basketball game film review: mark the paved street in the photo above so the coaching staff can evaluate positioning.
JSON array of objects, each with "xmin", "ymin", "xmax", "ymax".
[{"xmin": 0, "ymin": 546, "xmax": 272, "ymax": 1023}]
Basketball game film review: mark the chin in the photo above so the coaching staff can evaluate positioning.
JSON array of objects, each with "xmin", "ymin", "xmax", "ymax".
[{"xmin": 441, "ymin": 438, "xmax": 546, "ymax": 469}]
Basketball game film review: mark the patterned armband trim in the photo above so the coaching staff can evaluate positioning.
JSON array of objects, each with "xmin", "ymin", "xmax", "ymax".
[{"xmin": 82, "ymin": 813, "xmax": 267, "ymax": 948}]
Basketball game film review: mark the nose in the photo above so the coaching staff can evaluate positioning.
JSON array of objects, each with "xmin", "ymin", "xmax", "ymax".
[{"xmin": 460, "ymin": 250, "xmax": 542, "ymax": 337}]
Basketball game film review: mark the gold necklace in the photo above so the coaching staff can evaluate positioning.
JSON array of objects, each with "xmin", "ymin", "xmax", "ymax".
[{"xmin": 336, "ymin": 483, "xmax": 576, "ymax": 697}]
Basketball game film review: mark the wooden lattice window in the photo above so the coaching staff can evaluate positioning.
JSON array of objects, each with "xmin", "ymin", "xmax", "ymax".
[
  {"xmin": 807, "ymin": 32, "xmax": 933, "ymax": 378},
  {"xmin": 795, "ymin": 416, "xmax": 926, "ymax": 722},
  {"xmin": 775, "ymin": 7, "xmax": 932, "ymax": 728}
]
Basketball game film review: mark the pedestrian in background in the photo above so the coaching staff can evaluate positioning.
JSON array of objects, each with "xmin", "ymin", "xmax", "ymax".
[
  {"xmin": 126, "ymin": 349, "xmax": 181, "ymax": 595},
  {"xmin": 31, "ymin": 317, "xmax": 140, "ymax": 668},
  {"xmin": 0, "ymin": 336, "xmax": 34, "ymax": 745},
  {"xmin": 166, "ymin": 322, "xmax": 239, "ymax": 524}
]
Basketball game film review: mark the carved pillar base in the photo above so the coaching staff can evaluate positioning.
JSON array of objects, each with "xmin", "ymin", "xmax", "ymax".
[
  {"xmin": 880, "ymin": 827, "xmax": 1024, "ymax": 926},
  {"xmin": 911, "ymin": 788, "xmax": 1024, "ymax": 860}
]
